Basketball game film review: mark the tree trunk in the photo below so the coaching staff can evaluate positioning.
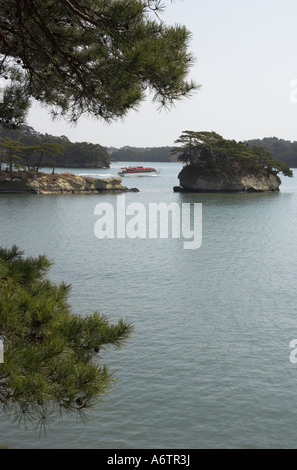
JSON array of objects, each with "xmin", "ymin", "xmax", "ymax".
[{"xmin": 9, "ymin": 150, "xmax": 12, "ymax": 172}]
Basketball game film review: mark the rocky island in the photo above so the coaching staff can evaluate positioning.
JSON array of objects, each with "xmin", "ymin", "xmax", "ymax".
[
  {"xmin": 0, "ymin": 171, "xmax": 138, "ymax": 194},
  {"xmin": 175, "ymin": 166, "xmax": 281, "ymax": 192},
  {"xmin": 172, "ymin": 131, "xmax": 293, "ymax": 193}
]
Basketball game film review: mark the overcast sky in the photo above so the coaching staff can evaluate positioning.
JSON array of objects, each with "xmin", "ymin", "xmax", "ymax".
[{"xmin": 27, "ymin": 0, "xmax": 297, "ymax": 148}]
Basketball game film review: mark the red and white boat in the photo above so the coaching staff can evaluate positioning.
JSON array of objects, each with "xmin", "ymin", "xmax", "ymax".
[{"xmin": 118, "ymin": 166, "xmax": 160, "ymax": 177}]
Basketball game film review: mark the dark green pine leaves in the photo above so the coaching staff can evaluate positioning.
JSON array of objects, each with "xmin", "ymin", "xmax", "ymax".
[
  {"xmin": 0, "ymin": 245, "xmax": 134, "ymax": 431},
  {"xmin": 0, "ymin": 0, "xmax": 198, "ymax": 127},
  {"xmin": 172, "ymin": 131, "xmax": 293, "ymax": 178}
]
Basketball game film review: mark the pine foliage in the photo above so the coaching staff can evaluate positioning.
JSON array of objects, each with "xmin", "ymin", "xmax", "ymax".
[
  {"xmin": 0, "ymin": 246, "xmax": 133, "ymax": 431},
  {"xmin": 0, "ymin": 0, "xmax": 197, "ymax": 128},
  {"xmin": 172, "ymin": 131, "xmax": 293, "ymax": 178}
]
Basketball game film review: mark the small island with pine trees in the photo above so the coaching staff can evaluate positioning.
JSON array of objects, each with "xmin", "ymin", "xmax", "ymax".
[
  {"xmin": 172, "ymin": 131, "xmax": 293, "ymax": 193},
  {"xmin": 0, "ymin": 130, "xmax": 138, "ymax": 194}
]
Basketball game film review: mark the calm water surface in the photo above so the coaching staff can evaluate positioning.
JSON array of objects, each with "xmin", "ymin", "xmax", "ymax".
[{"xmin": 1, "ymin": 162, "xmax": 297, "ymax": 449}]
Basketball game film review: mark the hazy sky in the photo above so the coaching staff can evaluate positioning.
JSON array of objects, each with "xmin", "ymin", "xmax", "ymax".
[{"xmin": 27, "ymin": 0, "xmax": 297, "ymax": 148}]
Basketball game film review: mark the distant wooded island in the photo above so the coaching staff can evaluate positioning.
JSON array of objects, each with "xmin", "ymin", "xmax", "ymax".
[
  {"xmin": 1, "ymin": 124, "xmax": 297, "ymax": 169},
  {"xmin": 107, "ymin": 146, "xmax": 177, "ymax": 163},
  {"xmin": 0, "ymin": 125, "xmax": 110, "ymax": 169}
]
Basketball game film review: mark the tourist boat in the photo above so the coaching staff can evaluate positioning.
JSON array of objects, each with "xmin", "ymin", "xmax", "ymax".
[{"xmin": 118, "ymin": 166, "xmax": 160, "ymax": 177}]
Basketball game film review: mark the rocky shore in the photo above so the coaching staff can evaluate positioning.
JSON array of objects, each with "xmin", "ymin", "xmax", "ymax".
[
  {"xmin": 174, "ymin": 166, "xmax": 281, "ymax": 192},
  {"xmin": 0, "ymin": 171, "xmax": 138, "ymax": 194}
]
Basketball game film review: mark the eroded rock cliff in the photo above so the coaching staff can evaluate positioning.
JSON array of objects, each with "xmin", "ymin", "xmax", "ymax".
[{"xmin": 175, "ymin": 166, "xmax": 281, "ymax": 192}]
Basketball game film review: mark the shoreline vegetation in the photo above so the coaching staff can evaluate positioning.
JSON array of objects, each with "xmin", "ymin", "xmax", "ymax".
[
  {"xmin": 1, "ymin": 125, "xmax": 297, "ymax": 169},
  {"xmin": 0, "ymin": 128, "xmax": 293, "ymax": 195},
  {"xmin": 0, "ymin": 125, "xmax": 110, "ymax": 170}
]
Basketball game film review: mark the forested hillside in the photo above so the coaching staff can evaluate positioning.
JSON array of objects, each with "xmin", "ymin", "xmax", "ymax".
[
  {"xmin": 0, "ymin": 125, "xmax": 110, "ymax": 168},
  {"xmin": 108, "ymin": 146, "xmax": 178, "ymax": 162},
  {"xmin": 245, "ymin": 137, "xmax": 297, "ymax": 168}
]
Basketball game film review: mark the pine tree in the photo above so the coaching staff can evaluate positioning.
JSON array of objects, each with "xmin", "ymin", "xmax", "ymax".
[
  {"xmin": 0, "ymin": 0, "xmax": 197, "ymax": 128},
  {"xmin": 0, "ymin": 137, "xmax": 24, "ymax": 171},
  {"xmin": 0, "ymin": 246, "xmax": 133, "ymax": 431},
  {"xmin": 172, "ymin": 131, "xmax": 293, "ymax": 177}
]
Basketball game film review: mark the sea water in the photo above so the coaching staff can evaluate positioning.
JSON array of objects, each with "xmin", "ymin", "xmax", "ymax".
[{"xmin": 0, "ymin": 162, "xmax": 297, "ymax": 449}]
